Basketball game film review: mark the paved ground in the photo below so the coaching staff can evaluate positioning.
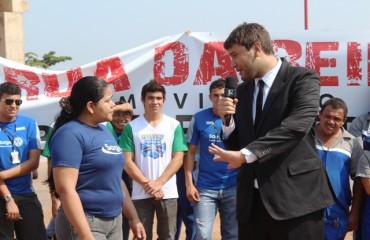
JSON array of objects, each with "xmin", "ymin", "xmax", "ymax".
[{"xmin": 33, "ymin": 158, "xmax": 353, "ymax": 240}]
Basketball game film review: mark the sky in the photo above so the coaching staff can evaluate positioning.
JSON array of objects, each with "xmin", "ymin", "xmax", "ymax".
[{"xmin": 23, "ymin": 0, "xmax": 370, "ymax": 70}]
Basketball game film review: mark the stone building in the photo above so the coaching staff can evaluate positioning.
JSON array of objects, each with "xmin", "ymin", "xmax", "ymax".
[{"xmin": 0, "ymin": 0, "xmax": 29, "ymax": 64}]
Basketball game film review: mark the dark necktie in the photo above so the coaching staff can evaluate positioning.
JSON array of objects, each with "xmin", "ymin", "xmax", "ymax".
[{"xmin": 254, "ymin": 79, "xmax": 264, "ymax": 128}]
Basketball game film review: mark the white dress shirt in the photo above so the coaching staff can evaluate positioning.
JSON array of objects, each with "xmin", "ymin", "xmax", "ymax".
[{"xmin": 222, "ymin": 58, "xmax": 282, "ymax": 188}]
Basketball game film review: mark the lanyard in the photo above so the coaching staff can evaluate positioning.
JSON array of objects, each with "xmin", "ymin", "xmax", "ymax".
[
  {"xmin": 0, "ymin": 123, "xmax": 17, "ymax": 151},
  {"xmin": 212, "ymin": 114, "xmax": 220, "ymax": 143}
]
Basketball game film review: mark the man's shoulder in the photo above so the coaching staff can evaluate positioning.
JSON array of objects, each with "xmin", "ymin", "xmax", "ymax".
[
  {"xmin": 339, "ymin": 128, "xmax": 361, "ymax": 150},
  {"xmin": 127, "ymin": 115, "xmax": 143, "ymax": 126},
  {"xmin": 193, "ymin": 108, "xmax": 212, "ymax": 118},
  {"xmin": 283, "ymin": 58, "xmax": 318, "ymax": 77},
  {"xmin": 16, "ymin": 115, "xmax": 37, "ymax": 124},
  {"xmin": 15, "ymin": 115, "xmax": 38, "ymax": 130},
  {"xmin": 342, "ymin": 128, "xmax": 357, "ymax": 141},
  {"xmin": 354, "ymin": 113, "xmax": 370, "ymax": 122},
  {"xmin": 55, "ymin": 121, "xmax": 84, "ymax": 136},
  {"xmin": 162, "ymin": 114, "xmax": 180, "ymax": 125},
  {"xmin": 130, "ymin": 114, "xmax": 143, "ymax": 122}
]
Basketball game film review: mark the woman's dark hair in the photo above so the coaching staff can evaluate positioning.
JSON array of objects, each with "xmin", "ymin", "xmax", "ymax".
[
  {"xmin": 53, "ymin": 76, "xmax": 109, "ymax": 133},
  {"xmin": 47, "ymin": 76, "xmax": 109, "ymax": 194}
]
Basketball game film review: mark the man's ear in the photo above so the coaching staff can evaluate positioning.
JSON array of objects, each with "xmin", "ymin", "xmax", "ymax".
[{"xmin": 253, "ymin": 42, "xmax": 263, "ymax": 56}]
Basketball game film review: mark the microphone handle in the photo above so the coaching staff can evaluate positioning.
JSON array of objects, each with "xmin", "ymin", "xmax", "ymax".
[{"xmin": 225, "ymin": 114, "xmax": 231, "ymax": 126}]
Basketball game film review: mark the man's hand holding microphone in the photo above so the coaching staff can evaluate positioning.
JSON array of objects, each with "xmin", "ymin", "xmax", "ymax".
[
  {"xmin": 209, "ymin": 76, "xmax": 246, "ymax": 169},
  {"xmin": 220, "ymin": 77, "xmax": 238, "ymax": 126}
]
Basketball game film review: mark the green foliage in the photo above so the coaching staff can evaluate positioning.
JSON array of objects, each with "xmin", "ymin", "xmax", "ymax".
[{"xmin": 25, "ymin": 51, "xmax": 72, "ymax": 69}]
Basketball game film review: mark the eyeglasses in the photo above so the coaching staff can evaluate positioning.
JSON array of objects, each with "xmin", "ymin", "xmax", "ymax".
[{"xmin": 1, "ymin": 99, "xmax": 23, "ymax": 106}]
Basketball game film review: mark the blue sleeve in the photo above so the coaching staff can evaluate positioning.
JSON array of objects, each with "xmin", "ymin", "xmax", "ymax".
[
  {"xmin": 50, "ymin": 129, "xmax": 83, "ymax": 169},
  {"xmin": 28, "ymin": 120, "xmax": 42, "ymax": 150},
  {"xmin": 186, "ymin": 116, "xmax": 199, "ymax": 146}
]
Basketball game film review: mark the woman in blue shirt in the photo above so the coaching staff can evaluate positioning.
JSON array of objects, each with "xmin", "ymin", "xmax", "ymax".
[{"xmin": 49, "ymin": 76, "xmax": 145, "ymax": 240}]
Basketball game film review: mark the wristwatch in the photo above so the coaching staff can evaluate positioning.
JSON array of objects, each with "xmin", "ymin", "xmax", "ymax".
[{"xmin": 4, "ymin": 194, "xmax": 13, "ymax": 202}]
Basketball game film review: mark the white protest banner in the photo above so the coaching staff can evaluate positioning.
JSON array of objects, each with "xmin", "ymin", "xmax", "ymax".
[{"xmin": 1, "ymin": 31, "xmax": 369, "ymax": 132}]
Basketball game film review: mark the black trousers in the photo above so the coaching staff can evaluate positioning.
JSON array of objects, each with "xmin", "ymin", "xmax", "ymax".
[
  {"xmin": 239, "ymin": 189, "xmax": 325, "ymax": 240},
  {"xmin": 0, "ymin": 193, "xmax": 47, "ymax": 240}
]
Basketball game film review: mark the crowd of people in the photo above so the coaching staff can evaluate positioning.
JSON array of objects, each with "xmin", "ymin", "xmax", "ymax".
[{"xmin": 1, "ymin": 22, "xmax": 370, "ymax": 240}]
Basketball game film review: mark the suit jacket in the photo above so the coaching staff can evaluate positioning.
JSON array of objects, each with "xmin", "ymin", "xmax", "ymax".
[{"xmin": 226, "ymin": 58, "xmax": 335, "ymax": 222}]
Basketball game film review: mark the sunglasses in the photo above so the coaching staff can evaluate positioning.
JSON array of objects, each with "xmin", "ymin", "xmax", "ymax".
[{"xmin": 1, "ymin": 99, "xmax": 23, "ymax": 106}]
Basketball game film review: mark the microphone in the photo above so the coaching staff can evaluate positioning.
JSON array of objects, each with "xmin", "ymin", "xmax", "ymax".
[{"xmin": 224, "ymin": 76, "xmax": 238, "ymax": 126}]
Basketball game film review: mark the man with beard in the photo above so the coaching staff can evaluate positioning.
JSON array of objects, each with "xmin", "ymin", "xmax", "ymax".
[{"xmin": 208, "ymin": 22, "xmax": 335, "ymax": 240}]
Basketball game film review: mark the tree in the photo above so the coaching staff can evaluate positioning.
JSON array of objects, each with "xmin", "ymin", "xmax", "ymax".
[{"xmin": 25, "ymin": 51, "xmax": 72, "ymax": 69}]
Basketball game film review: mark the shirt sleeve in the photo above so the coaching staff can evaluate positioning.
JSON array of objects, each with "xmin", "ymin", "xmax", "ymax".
[
  {"xmin": 350, "ymin": 138, "xmax": 364, "ymax": 178},
  {"xmin": 28, "ymin": 120, "xmax": 42, "ymax": 150},
  {"xmin": 173, "ymin": 124, "xmax": 188, "ymax": 152},
  {"xmin": 221, "ymin": 120, "xmax": 235, "ymax": 139},
  {"xmin": 357, "ymin": 151, "xmax": 370, "ymax": 178},
  {"xmin": 50, "ymin": 129, "xmax": 83, "ymax": 169},
  {"xmin": 120, "ymin": 124, "xmax": 135, "ymax": 152},
  {"xmin": 41, "ymin": 127, "xmax": 54, "ymax": 158},
  {"xmin": 348, "ymin": 116, "xmax": 364, "ymax": 137},
  {"xmin": 186, "ymin": 116, "xmax": 198, "ymax": 145}
]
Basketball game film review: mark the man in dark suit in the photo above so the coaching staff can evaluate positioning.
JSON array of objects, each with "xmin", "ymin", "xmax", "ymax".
[{"xmin": 208, "ymin": 22, "xmax": 335, "ymax": 240}]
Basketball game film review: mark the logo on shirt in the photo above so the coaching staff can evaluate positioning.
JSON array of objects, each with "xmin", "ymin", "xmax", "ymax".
[
  {"xmin": 101, "ymin": 144, "xmax": 122, "ymax": 155},
  {"xmin": 140, "ymin": 134, "xmax": 166, "ymax": 159},
  {"xmin": 0, "ymin": 140, "xmax": 12, "ymax": 146},
  {"xmin": 14, "ymin": 137, "xmax": 23, "ymax": 147},
  {"xmin": 209, "ymin": 133, "xmax": 222, "ymax": 144},
  {"xmin": 0, "ymin": 137, "xmax": 23, "ymax": 147}
]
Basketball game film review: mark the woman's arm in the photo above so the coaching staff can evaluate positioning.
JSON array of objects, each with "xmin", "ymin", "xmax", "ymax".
[
  {"xmin": 121, "ymin": 180, "xmax": 146, "ymax": 239},
  {"xmin": 53, "ymin": 166, "xmax": 94, "ymax": 240}
]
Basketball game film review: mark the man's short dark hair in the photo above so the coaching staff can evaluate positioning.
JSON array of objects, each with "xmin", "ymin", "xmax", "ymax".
[
  {"xmin": 0, "ymin": 82, "xmax": 21, "ymax": 99},
  {"xmin": 209, "ymin": 78, "xmax": 225, "ymax": 93},
  {"xmin": 141, "ymin": 79, "xmax": 166, "ymax": 100},
  {"xmin": 224, "ymin": 22, "xmax": 274, "ymax": 55},
  {"xmin": 320, "ymin": 97, "xmax": 348, "ymax": 118}
]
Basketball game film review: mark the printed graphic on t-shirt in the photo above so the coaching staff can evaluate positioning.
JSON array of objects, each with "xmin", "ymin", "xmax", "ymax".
[
  {"xmin": 140, "ymin": 134, "xmax": 166, "ymax": 159},
  {"xmin": 14, "ymin": 137, "xmax": 23, "ymax": 147},
  {"xmin": 101, "ymin": 142, "xmax": 122, "ymax": 155}
]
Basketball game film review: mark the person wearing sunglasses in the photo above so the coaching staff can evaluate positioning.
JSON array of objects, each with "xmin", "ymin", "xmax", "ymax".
[{"xmin": 0, "ymin": 82, "xmax": 47, "ymax": 239}]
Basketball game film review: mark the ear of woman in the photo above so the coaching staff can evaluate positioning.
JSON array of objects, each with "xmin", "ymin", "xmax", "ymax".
[{"xmin": 86, "ymin": 101, "xmax": 95, "ymax": 114}]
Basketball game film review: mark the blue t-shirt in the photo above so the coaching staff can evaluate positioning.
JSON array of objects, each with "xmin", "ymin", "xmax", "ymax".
[
  {"xmin": 186, "ymin": 108, "xmax": 237, "ymax": 189},
  {"xmin": 0, "ymin": 115, "xmax": 41, "ymax": 194},
  {"xmin": 50, "ymin": 120, "xmax": 125, "ymax": 218}
]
